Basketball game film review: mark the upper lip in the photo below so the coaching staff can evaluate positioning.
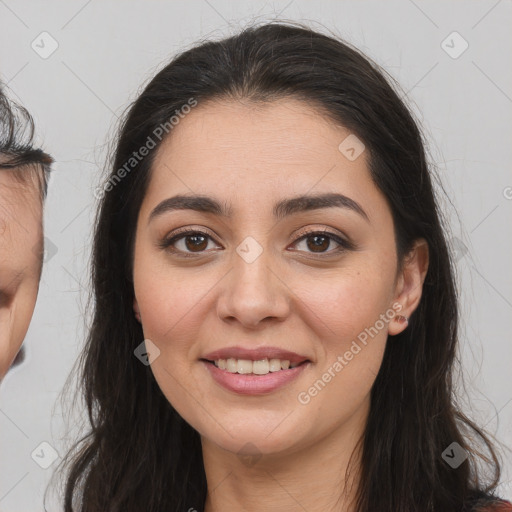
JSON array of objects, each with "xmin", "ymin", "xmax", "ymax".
[{"xmin": 202, "ymin": 346, "xmax": 310, "ymax": 364}]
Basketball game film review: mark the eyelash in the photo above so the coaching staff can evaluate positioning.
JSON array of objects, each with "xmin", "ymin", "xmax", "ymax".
[{"xmin": 159, "ymin": 227, "xmax": 354, "ymax": 258}]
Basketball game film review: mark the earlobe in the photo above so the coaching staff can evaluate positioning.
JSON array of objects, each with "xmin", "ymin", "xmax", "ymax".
[
  {"xmin": 389, "ymin": 238, "xmax": 429, "ymax": 336},
  {"xmin": 133, "ymin": 297, "xmax": 141, "ymax": 323}
]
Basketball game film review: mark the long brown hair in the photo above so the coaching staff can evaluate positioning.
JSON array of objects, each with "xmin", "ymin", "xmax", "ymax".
[{"xmin": 60, "ymin": 21, "xmax": 504, "ymax": 511}]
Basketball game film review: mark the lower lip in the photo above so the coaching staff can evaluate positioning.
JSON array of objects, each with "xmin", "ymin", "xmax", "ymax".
[{"xmin": 202, "ymin": 360, "xmax": 310, "ymax": 395}]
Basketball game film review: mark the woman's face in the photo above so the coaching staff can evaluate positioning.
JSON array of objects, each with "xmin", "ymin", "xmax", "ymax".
[
  {"xmin": 132, "ymin": 98, "xmax": 425, "ymax": 457},
  {"xmin": 0, "ymin": 169, "xmax": 42, "ymax": 380}
]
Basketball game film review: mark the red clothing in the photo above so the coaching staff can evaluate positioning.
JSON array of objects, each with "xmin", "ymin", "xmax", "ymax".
[{"xmin": 482, "ymin": 500, "xmax": 512, "ymax": 511}]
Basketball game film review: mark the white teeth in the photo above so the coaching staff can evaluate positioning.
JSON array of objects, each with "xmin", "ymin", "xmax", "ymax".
[
  {"xmin": 237, "ymin": 359, "xmax": 253, "ymax": 374},
  {"xmin": 269, "ymin": 358, "xmax": 281, "ymax": 372},
  {"xmin": 253, "ymin": 359, "xmax": 269, "ymax": 375},
  {"xmin": 212, "ymin": 358, "xmax": 303, "ymax": 375}
]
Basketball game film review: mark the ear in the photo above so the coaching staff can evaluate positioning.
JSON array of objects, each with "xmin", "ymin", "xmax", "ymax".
[
  {"xmin": 388, "ymin": 238, "xmax": 429, "ymax": 336},
  {"xmin": 133, "ymin": 296, "xmax": 141, "ymax": 323}
]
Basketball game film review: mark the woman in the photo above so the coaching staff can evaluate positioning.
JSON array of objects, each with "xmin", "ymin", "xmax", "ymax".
[
  {"xmin": 0, "ymin": 86, "xmax": 52, "ymax": 383},
  {"xmin": 61, "ymin": 22, "xmax": 511, "ymax": 511}
]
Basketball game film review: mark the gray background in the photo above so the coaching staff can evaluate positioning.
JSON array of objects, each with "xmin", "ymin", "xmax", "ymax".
[{"xmin": 0, "ymin": 1, "xmax": 511, "ymax": 510}]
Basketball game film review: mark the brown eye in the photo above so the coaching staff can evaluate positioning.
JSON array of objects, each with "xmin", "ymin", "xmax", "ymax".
[
  {"xmin": 160, "ymin": 228, "xmax": 353, "ymax": 258},
  {"xmin": 305, "ymin": 234, "xmax": 331, "ymax": 252},
  {"xmin": 182, "ymin": 233, "xmax": 209, "ymax": 252},
  {"xmin": 159, "ymin": 229, "xmax": 220, "ymax": 256},
  {"xmin": 292, "ymin": 230, "xmax": 352, "ymax": 255}
]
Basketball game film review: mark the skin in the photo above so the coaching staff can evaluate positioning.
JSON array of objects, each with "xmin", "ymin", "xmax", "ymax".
[
  {"xmin": 132, "ymin": 98, "xmax": 429, "ymax": 511},
  {"xmin": 0, "ymin": 167, "xmax": 43, "ymax": 381}
]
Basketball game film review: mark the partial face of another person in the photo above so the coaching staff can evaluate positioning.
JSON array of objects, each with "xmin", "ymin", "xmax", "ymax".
[
  {"xmin": 0, "ymin": 167, "xmax": 43, "ymax": 380},
  {"xmin": 132, "ymin": 98, "xmax": 427, "ymax": 457}
]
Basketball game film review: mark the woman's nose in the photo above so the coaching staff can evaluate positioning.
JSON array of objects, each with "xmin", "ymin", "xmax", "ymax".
[{"xmin": 216, "ymin": 238, "xmax": 291, "ymax": 329}]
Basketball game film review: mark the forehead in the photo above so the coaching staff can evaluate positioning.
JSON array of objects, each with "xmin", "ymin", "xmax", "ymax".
[
  {"xmin": 0, "ymin": 169, "xmax": 42, "ymax": 279},
  {"xmin": 154, "ymin": 98, "xmax": 350, "ymax": 171},
  {"xmin": 144, "ymin": 98, "xmax": 385, "ymax": 222}
]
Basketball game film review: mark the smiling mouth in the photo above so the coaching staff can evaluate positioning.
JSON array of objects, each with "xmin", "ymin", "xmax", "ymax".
[{"xmin": 201, "ymin": 358, "xmax": 310, "ymax": 376}]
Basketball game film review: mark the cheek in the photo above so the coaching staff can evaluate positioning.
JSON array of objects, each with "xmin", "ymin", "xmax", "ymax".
[
  {"xmin": 132, "ymin": 260, "xmax": 209, "ymax": 419},
  {"xmin": 135, "ymin": 273, "xmax": 205, "ymax": 346},
  {"xmin": 299, "ymin": 266, "xmax": 394, "ymax": 343},
  {"xmin": 0, "ymin": 282, "xmax": 39, "ymax": 377},
  {"xmin": 296, "ymin": 269, "xmax": 392, "ymax": 399},
  {"xmin": 132, "ymin": 246, "xmax": 220, "ymax": 358}
]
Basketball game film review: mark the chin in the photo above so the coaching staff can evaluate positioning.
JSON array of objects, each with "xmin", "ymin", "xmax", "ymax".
[
  {"xmin": 207, "ymin": 432, "xmax": 297, "ymax": 459},
  {"xmin": 197, "ymin": 414, "xmax": 307, "ymax": 458}
]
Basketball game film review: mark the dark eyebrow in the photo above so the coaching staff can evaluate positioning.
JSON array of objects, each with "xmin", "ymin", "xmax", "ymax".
[{"xmin": 148, "ymin": 192, "xmax": 370, "ymax": 224}]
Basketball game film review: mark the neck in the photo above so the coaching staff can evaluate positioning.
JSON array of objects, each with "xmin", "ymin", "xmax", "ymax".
[{"xmin": 201, "ymin": 404, "xmax": 367, "ymax": 512}]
